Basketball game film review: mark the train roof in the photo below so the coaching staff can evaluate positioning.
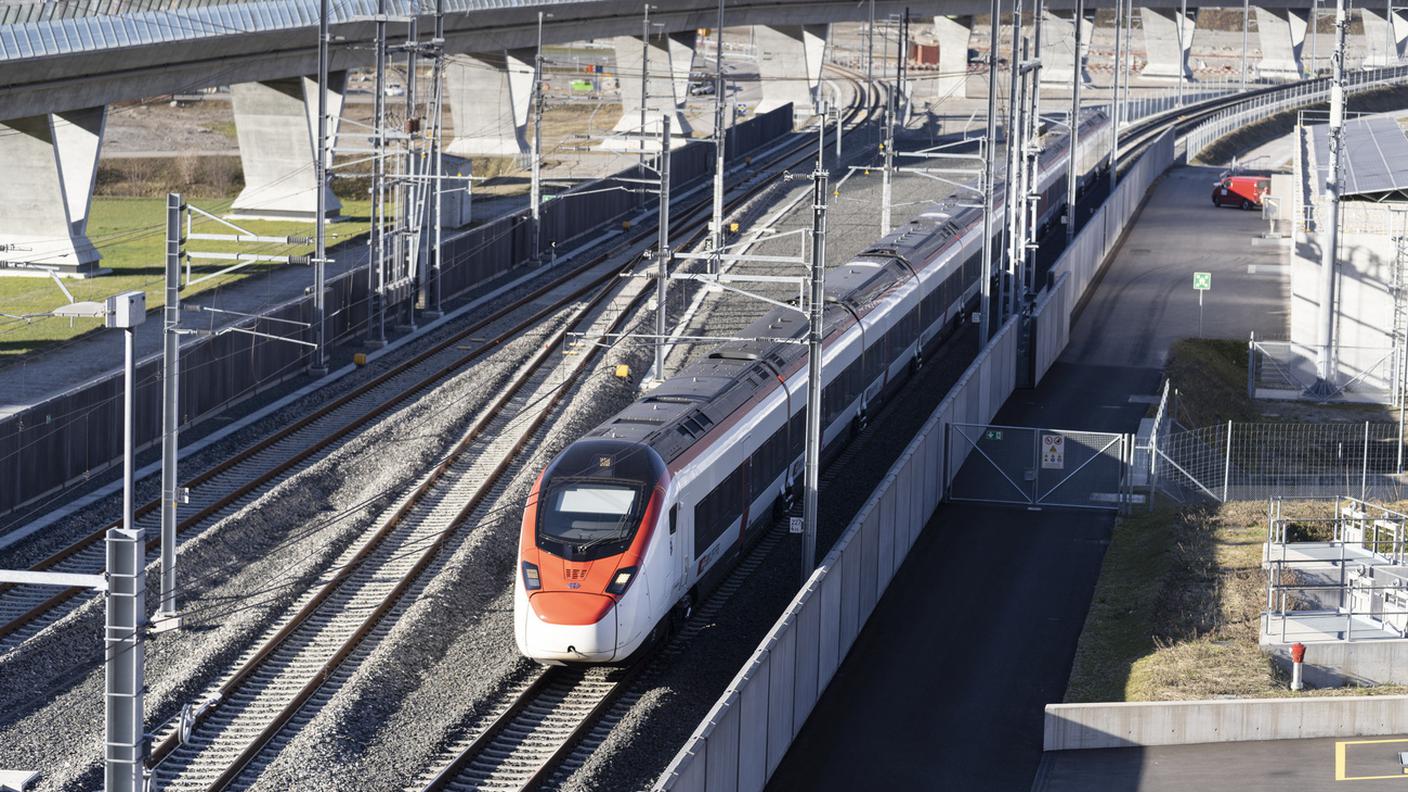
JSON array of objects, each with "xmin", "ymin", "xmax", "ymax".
[{"xmin": 582, "ymin": 110, "xmax": 1109, "ymax": 465}]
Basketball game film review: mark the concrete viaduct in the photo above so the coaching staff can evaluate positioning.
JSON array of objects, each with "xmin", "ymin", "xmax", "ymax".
[{"xmin": 0, "ymin": 0, "xmax": 1392, "ymax": 273}]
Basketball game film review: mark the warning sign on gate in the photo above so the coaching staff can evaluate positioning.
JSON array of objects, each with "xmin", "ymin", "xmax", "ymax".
[{"xmin": 1041, "ymin": 434, "xmax": 1065, "ymax": 469}]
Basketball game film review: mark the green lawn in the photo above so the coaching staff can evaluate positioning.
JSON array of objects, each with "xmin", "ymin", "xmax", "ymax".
[
  {"xmin": 0, "ymin": 197, "xmax": 370, "ymax": 359},
  {"xmin": 1064, "ymin": 501, "xmax": 1408, "ymax": 702}
]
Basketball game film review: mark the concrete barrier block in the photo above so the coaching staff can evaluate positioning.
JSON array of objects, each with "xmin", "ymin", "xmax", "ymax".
[
  {"xmin": 793, "ymin": 588, "xmax": 821, "ymax": 731},
  {"xmin": 767, "ymin": 623, "xmax": 797, "ymax": 773},
  {"xmin": 1044, "ymin": 695, "xmax": 1408, "ymax": 750},
  {"xmin": 705, "ymin": 696, "xmax": 741, "ymax": 792},
  {"xmin": 817, "ymin": 562, "xmax": 841, "ymax": 689},
  {"xmin": 737, "ymin": 653, "xmax": 771, "ymax": 792}
]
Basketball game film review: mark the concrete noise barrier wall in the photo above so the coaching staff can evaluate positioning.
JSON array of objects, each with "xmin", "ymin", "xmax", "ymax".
[
  {"xmin": 654, "ymin": 317, "xmax": 1020, "ymax": 792},
  {"xmin": 0, "ymin": 105, "xmax": 796, "ymax": 521},
  {"xmin": 656, "ymin": 102, "xmax": 1185, "ymax": 792}
]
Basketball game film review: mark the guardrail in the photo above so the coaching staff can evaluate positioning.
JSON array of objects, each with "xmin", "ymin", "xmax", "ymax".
[{"xmin": 1183, "ymin": 64, "xmax": 1408, "ymax": 162}]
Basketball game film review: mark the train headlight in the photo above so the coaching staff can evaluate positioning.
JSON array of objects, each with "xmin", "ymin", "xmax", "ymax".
[
  {"xmin": 605, "ymin": 566, "xmax": 637, "ymax": 596},
  {"xmin": 522, "ymin": 561, "xmax": 542, "ymax": 591}
]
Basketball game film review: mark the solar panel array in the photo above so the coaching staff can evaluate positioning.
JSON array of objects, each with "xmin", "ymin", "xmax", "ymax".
[{"xmin": 1310, "ymin": 112, "xmax": 1408, "ymax": 199}]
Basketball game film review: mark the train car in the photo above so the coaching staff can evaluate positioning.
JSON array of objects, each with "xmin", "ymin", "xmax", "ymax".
[{"xmin": 515, "ymin": 110, "xmax": 1113, "ymax": 664}]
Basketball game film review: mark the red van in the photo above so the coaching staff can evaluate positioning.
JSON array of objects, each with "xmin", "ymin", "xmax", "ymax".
[{"xmin": 1211, "ymin": 175, "xmax": 1269, "ymax": 209}]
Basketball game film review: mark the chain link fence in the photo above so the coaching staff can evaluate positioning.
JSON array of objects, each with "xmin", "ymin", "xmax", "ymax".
[{"xmin": 1153, "ymin": 419, "xmax": 1408, "ymax": 503}]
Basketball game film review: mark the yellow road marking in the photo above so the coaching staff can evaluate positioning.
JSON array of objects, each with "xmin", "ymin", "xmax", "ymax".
[{"xmin": 1336, "ymin": 738, "xmax": 1408, "ymax": 781}]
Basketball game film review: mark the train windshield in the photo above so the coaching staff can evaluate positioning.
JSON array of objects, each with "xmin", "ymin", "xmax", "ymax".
[
  {"xmin": 542, "ymin": 483, "xmax": 641, "ymax": 543},
  {"xmin": 535, "ymin": 439, "xmax": 664, "ymax": 561}
]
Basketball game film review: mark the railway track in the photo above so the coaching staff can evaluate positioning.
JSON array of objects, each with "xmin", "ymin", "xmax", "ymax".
[
  {"xmin": 409, "ymin": 332, "xmax": 884, "ymax": 792},
  {"xmin": 408, "ymin": 66, "xmax": 880, "ymax": 792},
  {"xmin": 0, "ymin": 64, "xmax": 875, "ymax": 659},
  {"xmin": 124, "ymin": 65, "xmax": 880, "ymax": 791},
  {"xmin": 146, "ymin": 244, "xmax": 659, "ymax": 789},
  {"xmin": 405, "ymin": 72, "xmax": 1318, "ymax": 792}
]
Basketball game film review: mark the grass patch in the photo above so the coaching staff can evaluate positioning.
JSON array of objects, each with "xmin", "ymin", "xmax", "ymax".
[
  {"xmin": 0, "ymin": 196, "xmax": 370, "ymax": 361},
  {"xmin": 1164, "ymin": 338, "xmax": 1258, "ymax": 426},
  {"xmin": 1065, "ymin": 499, "xmax": 1408, "ymax": 702},
  {"xmin": 97, "ymin": 156, "xmax": 244, "ymax": 199}
]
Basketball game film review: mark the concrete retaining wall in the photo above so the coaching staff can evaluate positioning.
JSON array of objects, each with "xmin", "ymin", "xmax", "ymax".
[
  {"xmin": 1044, "ymin": 695, "xmax": 1408, "ymax": 750},
  {"xmin": 1265, "ymin": 638, "xmax": 1408, "ymax": 688}
]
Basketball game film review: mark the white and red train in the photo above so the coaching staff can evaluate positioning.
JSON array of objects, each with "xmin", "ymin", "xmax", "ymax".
[{"xmin": 515, "ymin": 111, "xmax": 1112, "ymax": 664}]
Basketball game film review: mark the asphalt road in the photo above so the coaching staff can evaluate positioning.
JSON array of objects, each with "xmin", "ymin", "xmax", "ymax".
[
  {"xmin": 1065, "ymin": 163, "xmax": 1290, "ymax": 368},
  {"xmin": 766, "ymin": 160, "xmax": 1287, "ymax": 789}
]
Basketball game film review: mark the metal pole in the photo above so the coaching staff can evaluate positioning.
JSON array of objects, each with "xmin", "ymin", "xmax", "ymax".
[
  {"xmin": 105, "ymin": 326, "xmax": 145, "ymax": 792},
  {"xmin": 1122, "ymin": 0, "xmax": 1132, "ymax": 124},
  {"xmin": 368, "ymin": 0, "xmax": 387, "ymax": 346},
  {"xmin": 639, "ymin": 4, "xmax": 651, "ymax": 170},
  {"xmin": 654, "ymin": 115, "xmax": 671, "ymax": 380},
  {"xmin": 312, "ymin": 0, "xmax": 329, "ymax": 371},
  {"xmin": 1223, "ymin": 419, "xmax": 1233, "ymax": 501},
  {"xmin": 1066, "ymin": 0, "xmax": 1082, "ymax": 246},
  {"xmin": 1178, "ymin": 0, "xmax": 1187, "ymax": 106},
  {"xmin": 882, "ymin": 13, "xmax": 899, "ymax": 236},
  {"xmin": 1005, "ymin": 12, "xmax": 1024, "ymax": 321},
  {"xmin": 711, "ymin": 0, "xmax": 726, "ymax": 275},
  {"xmin": 1111, "ymin": 0, "xmax": 1123, "ymax": 177},
  {"xmin": 402, "ymin": 15, "xmax": 418, "ymax": 332},
  {"xmin": 1242, "ymin": 0, "xmax": 1250, "ymax": 90},
  {"xmin": 1312, "ymin": 0, "xmax": 1319, "ymax": 76},
  {"xmin": 1025, "ymin": 0, "xmax": 1043, "ymax": 304},
  {"xmin": 981, "ymin": 0, "xmax": 1000, "ymax": 344},
  {"xmin": 429, "ymin": 0, "xmax": 444, "ymax": 312},
  {"xmin": 531, "ymin": 11, "xmax": 545, "ymax": 261},
  {"xmin": 1312, "ymin": 0, "xmax": 1347, "ymax": 395},
  {"xmin": 1363, "ymin": 419, "xmax": 1370, "ymax": 498},
  {"xmin": 803, "ymin": 165, "xmax": 829, "ymax": 584},
  {"xmin": 867, "ymin": 0, "xmax": 876, "ymax": 147},
  {"xmin": 156, "ymin": 193, "xmax": 182, "ymax": 631}
]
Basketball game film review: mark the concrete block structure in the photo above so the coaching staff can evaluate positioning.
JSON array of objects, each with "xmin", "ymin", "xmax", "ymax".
[
  {"xmin": 1256, "ymin": 7, "xmax": 1308, "ymax": 81},
  {"xmin": 0, "ymin": 106, "xmax": 107, "ymax": 276},
  {"xmin": 754, "ymin": 24, "xmax": 829, "ymax": 118},
  {"xmin": 1040, "ymin": 10, "xmax": 1093, "ymax": 86},
  {"xmin": 603, "ymin": 32, "xmax": 693, "ymax": 152},
  {"xmin": 229, "ymin": 74, "xmax": 345, "ymax": 221},
  {"xmin": 1139, "ymin": 7, "xmax": 1196, "ymax": 82},
  {"xmin": 445, "ymin": 50, "xmax": 535, "ymax": 158},
  {"xmin": 1360, "ymin": 7, "xmax": 1408, "ymax": 68},
  {"xmin": 932, "ymin": 16, "xmax": 973, "ymax": 99}
]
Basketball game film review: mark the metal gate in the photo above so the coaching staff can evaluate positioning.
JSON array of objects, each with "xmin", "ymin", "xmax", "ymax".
[{"xmin": 946, "ymin": 423, "xmax": 1134, "ymax": 510}]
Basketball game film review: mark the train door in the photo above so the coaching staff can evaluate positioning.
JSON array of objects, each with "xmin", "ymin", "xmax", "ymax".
[
  {"xmin": 740, "ymin": 435, "xmax": 752, "ymax": 533},
  {"xmin": 670, "ymin": 502, "xmax": 688, "ymax": 597}
]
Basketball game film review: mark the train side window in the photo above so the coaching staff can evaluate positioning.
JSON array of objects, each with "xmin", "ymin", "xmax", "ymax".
[{"xmin": 669, "ymin": 504, "xmax": 678, "ymax": 534}]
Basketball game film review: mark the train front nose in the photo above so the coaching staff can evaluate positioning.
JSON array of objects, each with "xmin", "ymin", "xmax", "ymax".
[{"xmin": 520, "ymin": 592, "xmax": 618, "ymax": 663}]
